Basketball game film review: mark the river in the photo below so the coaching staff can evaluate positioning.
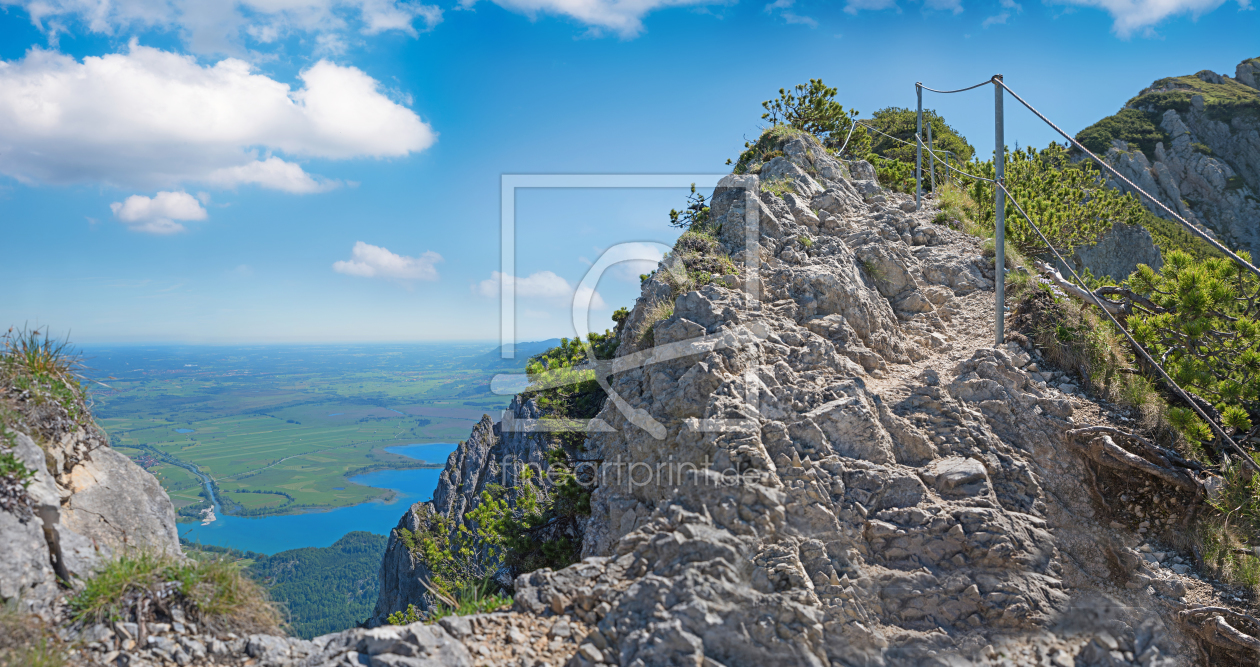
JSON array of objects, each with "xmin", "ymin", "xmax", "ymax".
[{"xmin": 177, "ymin": 443, "xmax": 458, "ymax": 555}]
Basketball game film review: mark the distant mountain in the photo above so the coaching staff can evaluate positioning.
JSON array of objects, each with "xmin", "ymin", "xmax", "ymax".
[
  {"xmin": 473, "ymin": 338, "xmax": 561, "ymax": 369},
  {"xmin": 1076, "ymin": 57, "xmax": 1260, "ymax": 258}
]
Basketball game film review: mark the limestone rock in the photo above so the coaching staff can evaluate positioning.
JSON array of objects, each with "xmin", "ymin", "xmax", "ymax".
[
  {"xmin": 61, "ymin": 445, "xmax": 181, "ymax": 560},
  {"xmin": 849, "ymin": 159, "xmax": 877, "ymax": 182},
  {"xmin": 1066, "ymin": 222, "xmax": 1163, "ymax": 281},
  {"xmin": 1, "ymin": 422, "xmax": 179, "ymax": 615}
]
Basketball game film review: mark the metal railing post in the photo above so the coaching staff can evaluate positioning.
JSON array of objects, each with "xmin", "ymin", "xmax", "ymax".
[
  {"xmin": 915, "ymin": 83, "xmax": 923, "ymax": 211},
  {"xmin": 994, "ymin": 74, "xmax": 1006, "ymax": 346},
  {"xmin": 927, "ymin": 123, "xmax": 936, "ymax": 194}
]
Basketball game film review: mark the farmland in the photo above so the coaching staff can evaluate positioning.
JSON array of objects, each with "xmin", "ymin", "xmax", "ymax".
[{"xmin": 82, "ymin": 342, "xmax": 540, "ymax": 517}]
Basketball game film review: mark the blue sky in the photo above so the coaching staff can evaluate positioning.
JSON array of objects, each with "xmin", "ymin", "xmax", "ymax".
[{"xmin": 0, "ymin": 0, "xmax": 1255, "ymax": 345}]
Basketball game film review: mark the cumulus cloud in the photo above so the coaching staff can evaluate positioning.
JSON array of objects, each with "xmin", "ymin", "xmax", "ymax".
[
  {"xmin": 109, "ymin": 191, "xmax": 207, "ymax": 234},
  {"xmin": 1051, "ymin": 0, "xmax": 1245, "ymax": 35},
  {"xmin": 475, "ymin": 271, "xmax": 607, "ymax": 309},
  {"xmin": 1, "ymin": 0, "xmax": 444, "ymax": 53},
  {"xmin": 457, "ymin": 0, "xmax": 726, "ymax": 37},
  {"xmin": 0, "ymin": 43, "xmax": 435, "ymax": 192},
  {"xmin": 333, "ymin": 242, "xmax": 443, "ymax": 281}
]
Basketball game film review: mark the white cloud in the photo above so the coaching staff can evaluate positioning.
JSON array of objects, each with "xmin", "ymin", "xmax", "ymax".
[
  {"xmin": 333, "ymin": 241, "xmax": 443, "ymax": 281},
  {"xmin": 0, "ymin": 43, "xmax": 435, "ymax": 191},
  {"xmin": 1, "ymin": 0, "xmax": 444, "ymax": 53},
  {"xmin": 764, "ymin": 0, "xmax": 818, "ymax": 25},
  {"xmin": 1051, "ymin": 0, "xmax": 1244, "ymax": 35},
  {"xmin": 475, "ymin": 270, "xmax": 607, "ymax": 309},
  {"xmin": 605, "ymin": 242, "xmax": 664, "ymax": 282},
  {"xmin": 109, "ymin": 190, "xmax": 207, "ymax": 234},
  {"xmin": 207, "ymin": 156, "xmax": 338, "ymax": 193},
  {"xmin": 457, "ymin": 0, "xmax": 726, "ymax": 37}
]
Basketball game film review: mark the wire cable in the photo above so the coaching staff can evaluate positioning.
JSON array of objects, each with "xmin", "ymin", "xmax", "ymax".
[
  {"xmin": 907, "ymin": 74, "xmax": 1260, "ymax": 471},
  {"xmin": 994, "ymin": 78, "xmax": 1260, "ymax": 281},
  {"xmin": 994, "ymin": 180, "xmax": 1260, "ymax": 474},
  {"xmin": 918, "ymin": 78, "xmax": 996, "ymax": 95},
  {"xmin": 835, "ymin": 119, "xmax": 860, "ymax": 156},
  {"xmin": 855, "ymin": 122, "xmax": 916, "ymax": 147}
]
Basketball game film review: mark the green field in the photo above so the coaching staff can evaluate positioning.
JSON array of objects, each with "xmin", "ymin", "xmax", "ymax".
[{"xmin": 84, "ymin": 343, "xmax": 535, "ymax": 518}]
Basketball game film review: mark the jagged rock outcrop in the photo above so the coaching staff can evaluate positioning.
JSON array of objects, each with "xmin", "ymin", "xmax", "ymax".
[
  {"xmin": 0, "ymin": 418, "xmax": 180, "ymax": 616},
  {"xmin": 489, "ymin": 131, "xmax": 1221, "ymax": 666},
  {"xmin": 1063, "ymin": 222, "xmax": 1164, "ymax": 282},
  {"xmin": 1094, "ymin": 59, "xmax": 1260, "ymax": 258},
  {"xmin": 370, "ymin": 396, "xmax": 564, "ymax": 626}
]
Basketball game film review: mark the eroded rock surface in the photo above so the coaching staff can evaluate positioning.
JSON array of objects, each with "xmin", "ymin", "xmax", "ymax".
[
  {"xmin": 496, "ymin": 133, "xmax": 1208, "ymax": 666},
  {"xmin": 1100, "ymin": 60, "xmax": 1260, "ymax": 259},
  {"xmin": 0, "ymin": 423, "xmax": 180, "ymax": 616}
]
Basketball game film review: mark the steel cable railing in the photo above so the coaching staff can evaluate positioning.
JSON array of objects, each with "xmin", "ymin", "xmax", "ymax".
[
  {"xmin": 995, "ymin": 180, "xmax": 1260, "ymax": 474},
  {"xmin": 918, "ymin": 78, "xmax": 996, "ymax": 95},
  {"xmin": 992, "ymin": 79, "xmax": 1260, "ymax": 281},
  {"xmin": 909, "ymin": 115, "xmax": 1260, "ymax": 473}
]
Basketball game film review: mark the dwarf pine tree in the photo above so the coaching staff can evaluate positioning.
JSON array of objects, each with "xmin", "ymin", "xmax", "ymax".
[{"xmin": 1127, "ymin": 250, "xmax": 1260, "ymax": 447}]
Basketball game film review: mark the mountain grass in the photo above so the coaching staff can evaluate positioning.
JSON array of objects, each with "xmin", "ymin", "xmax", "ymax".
[
  {"xmin": 69, "ymin": 552, "xmax": 283, "ymax": 635},
  {"xmin": 1128, "ymin": 73, "xmax": 1260, "ymax": 123}
]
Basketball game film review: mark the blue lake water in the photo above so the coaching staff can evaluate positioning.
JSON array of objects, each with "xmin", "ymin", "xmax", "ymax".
[
  {"xmin": 178, "ymin": 443, "xmax": 458, "ymax": 554},
  {"xmin": 175, "ymin": 428, "xmax": 195, "ymax": 433}
]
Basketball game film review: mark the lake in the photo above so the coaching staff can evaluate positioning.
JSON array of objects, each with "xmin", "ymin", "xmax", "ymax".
[{"xmin": 178, "ymin": 443, "xmax": 458, "ymax": 554}]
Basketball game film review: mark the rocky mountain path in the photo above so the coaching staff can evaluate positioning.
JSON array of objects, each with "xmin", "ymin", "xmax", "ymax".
[{"xmin": 845, "ymin": 188, "xmax": 1260, "ymax": 662}]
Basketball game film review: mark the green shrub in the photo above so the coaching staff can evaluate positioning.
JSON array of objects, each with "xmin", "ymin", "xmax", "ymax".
[
  {"xmin": 386, "ymin": 604, "xmax": 422, "ymax": 625},
  {"xmin": 1129, "ymin": 250, "xmax": 1260, "ymax": 445},
  {"xmin": 668, "ymin": 184, "xmax": 711, "ymax": 231},
  {"xmin": 1140, "ymin": 210, "xmax": 1225, "ymax": 262},
  {"xmin": 966, "ymin": 144, "xmax": 1150, "ymax": 255},
  {"xmin": 522, "ymin": 329, "xmax": 617, "ymax": 421},
  {"xmin": 864, "ymin": 107, "xmax": 975, "ymax": 190},
  {"xmin": 865, "ymin": 153, "xmax": 917, "ymax": 193}
]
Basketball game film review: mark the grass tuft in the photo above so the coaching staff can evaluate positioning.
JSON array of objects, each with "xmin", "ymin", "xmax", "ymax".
[
  {"xmin": 637, "ymin": 300, "xmax": 675, "ymax": 348},
  {"xmin": 0, "ymin": 327, "xmax": 95, "ymax": 450},
  {"xmin": 69, "ymin": 552, "xmax": 283, "ymax": 635}
]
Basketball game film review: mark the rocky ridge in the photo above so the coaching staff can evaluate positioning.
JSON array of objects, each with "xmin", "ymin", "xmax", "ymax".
[
  {"xmin": 357, "ymin": 130, "xmax": 1260, "ymax": 666},
  {"xmin": 1, "ymin": 394, "xmax": 181, "ymax": 617},
  {"xmin": 12, "ymin": 123, "xmax": 1260, "ymax": 666},
  {"xmin": 1098, "ymin": 58, "xmax": 1260, "ymax": 258}
]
